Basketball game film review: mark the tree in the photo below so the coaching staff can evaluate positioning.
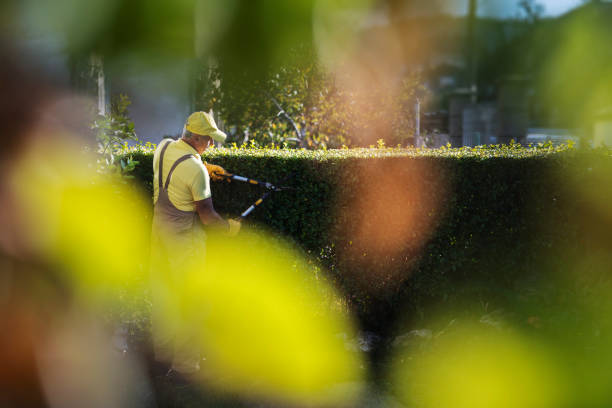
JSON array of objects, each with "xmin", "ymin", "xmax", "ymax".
[
  {"xmin": 518, "ymin": 0, "xmax": 544, "ymax": 24},
  {"xmin": 195, "ymin": 46, "xmax": 423, "ymax": 149}
]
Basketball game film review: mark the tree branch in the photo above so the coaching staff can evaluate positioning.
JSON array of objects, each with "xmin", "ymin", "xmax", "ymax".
[{"xmin": 270, "ymin": 96, "xmax": 304, "ymax": 147}]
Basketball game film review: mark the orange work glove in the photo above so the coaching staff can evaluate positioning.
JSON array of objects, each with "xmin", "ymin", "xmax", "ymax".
[{"xmin": 204, "ymin": 162, "xmax": 230, "ymax": 182}]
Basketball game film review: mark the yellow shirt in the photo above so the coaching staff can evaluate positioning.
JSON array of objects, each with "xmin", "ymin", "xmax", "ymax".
[{"xmin": 153, "ymin": 139, "xmax": 211, "ymax": 212}]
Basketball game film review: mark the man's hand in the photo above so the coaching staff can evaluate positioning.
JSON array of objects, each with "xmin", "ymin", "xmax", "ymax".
[
  {"xmin": 226, "ymin": 218, "xmax": 241, "ymax": 237},
  {"xmin": 195, "ymin": 199, "xmax": 241, "ymax": 236},
  {"xmin": 204, "ymin": 162, "xmax": 230, "ymax": 182}
]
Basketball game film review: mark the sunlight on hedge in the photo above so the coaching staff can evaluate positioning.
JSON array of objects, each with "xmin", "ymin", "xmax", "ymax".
[
  {"xmin": 9, "ymin": 138, "xmax": 150, "ymax": 304},
  {"xmin": 389, "ymin": 324, "xmax": 565, "ymax": 408},
  {"xmin": 152, "ymin": 227, "xmax": 365, "ymax": 405}
]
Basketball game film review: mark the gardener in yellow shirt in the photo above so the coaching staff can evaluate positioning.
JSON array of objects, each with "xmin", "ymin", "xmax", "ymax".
[{"xmin": 150, "ymin": 111, "xmax": 240, "ymax": 378}]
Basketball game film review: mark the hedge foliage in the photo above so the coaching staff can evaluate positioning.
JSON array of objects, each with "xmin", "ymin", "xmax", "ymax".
[{"xmin": 123, "ymin": 143, "xmax": 612, "ymax": 331}]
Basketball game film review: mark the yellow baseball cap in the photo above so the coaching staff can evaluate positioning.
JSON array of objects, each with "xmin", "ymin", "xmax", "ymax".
[{"xmin": 185, "ymin": 111, "xmax": 227, "ymax": 143}]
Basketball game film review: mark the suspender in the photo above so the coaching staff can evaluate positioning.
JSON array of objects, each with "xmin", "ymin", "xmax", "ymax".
[
  {"xmin": 158, "ymin": 140, "xmax": 171, "ymax": 192},
  {"xmin": 164, "ymin": 155, "xmax": 195, "ymax": 190},
  {"xmin": 158, "ymin": 140, "xmax": 195, "ymax": 192}
]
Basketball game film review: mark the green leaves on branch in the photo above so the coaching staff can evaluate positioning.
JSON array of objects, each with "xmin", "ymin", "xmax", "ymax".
[{"xmin": 93, "ymin": 93, "xmax": 139, "ymax": 179}]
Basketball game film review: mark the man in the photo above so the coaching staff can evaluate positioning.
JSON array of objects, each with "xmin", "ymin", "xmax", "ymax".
[{"xmin": 150, "ymin": 111, "xmax": 240, "ymax": 378}]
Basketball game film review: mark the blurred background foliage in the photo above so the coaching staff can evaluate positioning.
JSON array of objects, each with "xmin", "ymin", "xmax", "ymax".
[
  {"xmin": 477, "ymin": 1, "xmax": 612, "ymax": 130},
  {"xmin": 7, "ymin": 0, "xmax": 612, "ymax": 146}
]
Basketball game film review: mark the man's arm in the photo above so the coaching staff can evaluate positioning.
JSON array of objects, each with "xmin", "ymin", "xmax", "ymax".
[
  {"xmin": 195, "ymin": 198, "xmax": 241, "ymax": 236},
  {"xmin": 195, "ymin": 198, "xmax": 229, "ymax": 230}
]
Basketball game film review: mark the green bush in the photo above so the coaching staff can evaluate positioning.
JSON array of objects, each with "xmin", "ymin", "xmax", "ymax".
[{"xmin": 122, "ymin": 143, "xmax": 612, "ymax": 331}]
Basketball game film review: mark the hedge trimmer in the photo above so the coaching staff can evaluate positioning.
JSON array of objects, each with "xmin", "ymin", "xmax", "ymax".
[{"xmin": 219, "ymin": 172, "xmax": 294, "ymax": 219}]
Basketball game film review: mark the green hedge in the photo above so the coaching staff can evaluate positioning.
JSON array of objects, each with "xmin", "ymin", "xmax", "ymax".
[{"xmin": 123, "ymin": 143, "xmax": 611, "ymax": 331}]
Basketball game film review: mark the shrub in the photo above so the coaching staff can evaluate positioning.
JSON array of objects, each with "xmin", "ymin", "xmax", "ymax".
[{"xmin": 121, "ymin": 143, "xmax": 611, "ymax": 331}]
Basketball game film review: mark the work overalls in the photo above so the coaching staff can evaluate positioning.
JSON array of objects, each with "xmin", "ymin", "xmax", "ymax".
[{"xmin": 150, "ymin": 140, "xmax": 206, "ymax": 374}]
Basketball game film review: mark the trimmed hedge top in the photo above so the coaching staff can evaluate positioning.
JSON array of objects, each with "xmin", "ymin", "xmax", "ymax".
[{"xmin": 123, "ymin": 141, "xmax": 578, "ymax": 161}]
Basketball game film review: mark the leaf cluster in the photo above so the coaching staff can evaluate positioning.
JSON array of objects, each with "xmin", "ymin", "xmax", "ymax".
[
  {"xmin": 93, "ymin": 93, "xmax": 141, "ymax": 180},
  {"xmin": 93, "ymin": 94, "xmax": 138, "ymax": 161}
]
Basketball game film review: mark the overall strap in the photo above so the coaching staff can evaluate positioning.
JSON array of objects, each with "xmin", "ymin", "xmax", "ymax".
[
  {"xmin": 164, "ymin": 154, "xmax": 195, "ymax": 191},
  {"xmin": 158, "ymin": 140, "xmax": 173, "ymax": 192}
]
